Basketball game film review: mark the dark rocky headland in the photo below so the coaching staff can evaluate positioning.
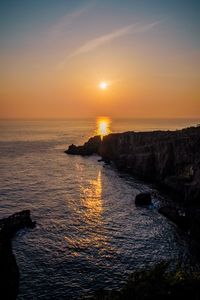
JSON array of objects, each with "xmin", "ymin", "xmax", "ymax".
[
  {"xmin": 0, "ymin": 210, "xmax": 35, "ymax": 300},
  {"xmin": 66, "ymin": 126, "xmax": 200, "ymax": 241}
]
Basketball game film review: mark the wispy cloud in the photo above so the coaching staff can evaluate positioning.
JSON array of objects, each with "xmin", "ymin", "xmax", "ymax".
[
  {"xmin": 69, "ymin": 20, "xmax": 161, "ymax": 58},
  {"xmin": 51, "ymin": 1, "xmax": 95, "ymax": 37}
]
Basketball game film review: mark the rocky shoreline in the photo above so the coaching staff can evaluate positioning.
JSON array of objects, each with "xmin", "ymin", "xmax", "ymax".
[
  {"xmin": 0, "ymin": 210, "xmax": 35, "ymax": 300},
  {"xmin": 66, "ymin": 126, "xmax": 200, "ymax": 242}
]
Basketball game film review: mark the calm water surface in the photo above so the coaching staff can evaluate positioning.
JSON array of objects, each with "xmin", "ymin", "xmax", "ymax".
[{"xmin": 0, "ymin": 119, "xmax": 199, "ymax": 300}]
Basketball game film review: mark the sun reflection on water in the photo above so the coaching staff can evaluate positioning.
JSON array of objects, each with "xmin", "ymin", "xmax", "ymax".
[
  {"xmin": 64, "ymin": 165, "xmax": 116, "ymax": 258},
  {"xmin": 77, "ymin": 169, "xmax": 111, "ymax": 251},
  {"xmin": 96, "ymin": 117, "xmax": 111, "ymax": 139},
  {"xmin": 80, "ymin": 170, "xmax": 102, "ymax": 219}
]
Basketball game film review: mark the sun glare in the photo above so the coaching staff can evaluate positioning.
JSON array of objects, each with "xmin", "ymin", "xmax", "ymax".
[
  {"xmin": 96, "ymin": 117, "xmax": 111, "ymax": 139},
  {"xmin": 99, "ymin": 81, "xmax": 108, "ymax": 90}
]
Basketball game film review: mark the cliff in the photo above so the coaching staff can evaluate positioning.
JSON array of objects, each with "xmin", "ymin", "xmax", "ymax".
[
  {"xmin": 65, "ymin": 135, "xmax": 101, "ymax": 156},
  {"xmin": 0, "ymin": 210, "xmax": 35, "ymax": 300},
  {"xmin": 66, "ymin": 126, "xmax": 200, "ymax": 205}
]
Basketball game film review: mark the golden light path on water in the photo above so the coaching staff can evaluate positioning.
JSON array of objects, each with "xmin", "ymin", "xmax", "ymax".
[
  {"xmin": 64, "ymin": 118, "xmax": 112, "ymax": 252},
  {"xmin": 81, "ymin": 170, "xmax": 102, "ymax": 219},
  {"xmin": 77, "ymin": 170, "xmax": 109, "ymax": 251},
  {"xmin": 96, "ymin": 117, "xmax": 111, "ymax": 139}
]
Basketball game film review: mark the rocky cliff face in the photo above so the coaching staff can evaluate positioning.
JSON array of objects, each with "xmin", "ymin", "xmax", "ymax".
[
  {"xmin": 66, "ymin": 126, "xmax": 200, "ymax": 205},
  {"xmin": 0, "ymin": 210, "xmax": 35, "ymax": 300},
  {"xmin": 65, "ymin": 136, "xmax": 101, "ymax": 156},
  {"xmin": 98, "ymin": 127, "xmax": 200, "ymax": 204}
]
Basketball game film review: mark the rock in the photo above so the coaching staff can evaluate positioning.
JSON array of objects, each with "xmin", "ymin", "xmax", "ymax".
[
  {"xmin": 135, "ymin": 192, "xmax": 152, "ymax": 205},
  {"xmin": 65, "ymin": 135, "xmax": 101, "ymax": 156},
  {"xmin": 188, "ymin": 208, "xmax": 200, "ymax": 242},
  {"xmin": 0, "ymin": 210, "xmax": 36, "ymax": 240},
  {"xmin": 0, "ymin": 239, "xmax": 19, "ymax": 300},
  {"xmin": 66, "ymin": 126, "xmax": 200, "ymax": 204},
  {"xmin": 102, "ymin": 158, "xmax": 111, "ymax": 165},
  {"xmin": 158, "ymin": 206, "xmax": 189, "ymax": 230},
  {"xmin": 0, "ymin": 210, "xmax": 36, "ymax": 300},
  {"xmin": 159, "ymin": 206, "xmax": 200, "ymax": 243},
  {"xmin": 98, "ymin": 126, "xmax": 200, "ymax": 204}
]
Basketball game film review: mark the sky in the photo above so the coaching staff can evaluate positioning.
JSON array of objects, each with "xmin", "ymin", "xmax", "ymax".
[{"xmin": 0, "ymin": 0, "xmax": 199, "ymax": 119}]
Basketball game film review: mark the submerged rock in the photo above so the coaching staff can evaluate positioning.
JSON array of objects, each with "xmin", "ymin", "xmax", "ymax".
[
  {"xmin": 0, "ymin": 210, "xmax": 36, "ymax": 300},
  {"xmin": 135, "ymin": 192, "xmax": 152, "ymax": 205}
]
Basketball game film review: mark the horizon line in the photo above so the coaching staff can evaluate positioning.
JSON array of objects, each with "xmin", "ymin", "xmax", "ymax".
[{"xmin": 0, "ymin": 117, "xmax": 199, "ymax": 121}]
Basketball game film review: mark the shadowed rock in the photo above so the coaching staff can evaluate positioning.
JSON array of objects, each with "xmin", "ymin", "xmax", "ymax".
[
  {"xmin": 65, "ymin": 126, "xmax": 200, "ymax": 205},
  {"xmin": 135, "ymin": 192, "xmax": 152, "ymax": 205},
  {"xmin": 0, "ymin": 210, "xmax": 36, "ymax": 300},
  {"xmin": 66, "ymin": 126, "xmax": 200, "ymax": 246},
  {"xmin": 0, "ymin": 210, "xmax": 36, "ymax": 240},
  {"xmin": 159, "ymin": 206, "xmax": 200, "ymax": 241},
  {"xmin": 98, "ymin": 126, "xmax": 200, "ymax": 205},
  {"xmin": 158, "ymin": 206, "xmax": 189, "ymax": 230},
  {"xmin": 65, "ymin": 135, "xmax": 101, "ymax": 156}
]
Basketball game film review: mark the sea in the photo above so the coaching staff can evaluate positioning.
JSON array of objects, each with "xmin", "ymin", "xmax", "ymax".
[{"xmin": 0, "ymin": 118, "xmax": 199, "ymax": 300}]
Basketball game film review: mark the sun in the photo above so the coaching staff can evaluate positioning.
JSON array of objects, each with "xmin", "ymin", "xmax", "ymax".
[{"xmin": 99, "ymin": 81, "xmax": 108, "ymax": 90}]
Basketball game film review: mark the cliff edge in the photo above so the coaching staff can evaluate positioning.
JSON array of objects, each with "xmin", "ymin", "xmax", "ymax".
[{"xmin": 66, "ymin": 126, "xmax": 200, "ymax": 205}]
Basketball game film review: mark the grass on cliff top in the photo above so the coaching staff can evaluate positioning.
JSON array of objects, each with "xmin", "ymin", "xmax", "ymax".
[{"xmin": 86, "ymin": 262, "xmax": 200, "ymax": 300}]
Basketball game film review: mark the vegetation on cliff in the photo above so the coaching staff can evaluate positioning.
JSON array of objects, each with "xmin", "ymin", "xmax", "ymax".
[{"xmin": 87, "ymin": 262, "xmax": 200, "ymax": 300}]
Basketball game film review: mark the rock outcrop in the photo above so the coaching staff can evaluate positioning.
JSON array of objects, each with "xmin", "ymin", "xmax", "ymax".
[
  {"xmin": 135, "ymin": 192, "xmax": 152, "ymax": 205},
  {"xmin": 0, "ymin": 210, "xmax": 35, "ymax": 300},
  {"xmin": 65, "ymin": 135, "xmax": 101, "ymax": 156},
  {"xmin": 158, "ymin": 206, "xmax": 189, "ymax": 230},
  {"xmin": 159, "ymin": 206, "xmax": 200, "ymax": 241},
  {"xmin": 98, "ymin": 126, "xmax": 200, "ymax": 204},
  {"xmin": 66, "ymin": 126, "xmax": 200, "ymax": 205}
]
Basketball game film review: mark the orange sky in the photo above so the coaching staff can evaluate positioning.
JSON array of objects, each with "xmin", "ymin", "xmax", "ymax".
[{"xmin": 0, "ymin": 0, "xmax": 199, "ymax": 119}]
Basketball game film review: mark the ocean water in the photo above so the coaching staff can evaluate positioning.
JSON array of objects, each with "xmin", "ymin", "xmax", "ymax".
[{"xmin": 0, "ymin": 118, "xmax": 199, "ymax": 300}]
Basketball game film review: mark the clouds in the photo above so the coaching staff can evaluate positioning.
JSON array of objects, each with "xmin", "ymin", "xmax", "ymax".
[
  {"xmin": 69, "ymin": 21, "xmax": 161, "ymax": 58},
  {"xmin": 51, "ymin": 1, "xmax": 95, "ymax": 37}
]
